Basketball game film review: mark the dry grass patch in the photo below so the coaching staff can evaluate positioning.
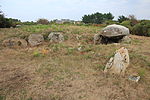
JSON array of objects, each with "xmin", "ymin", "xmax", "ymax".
[{"xmin": 0, "ymin": 24, "xmax": 150, "ymax": 100}]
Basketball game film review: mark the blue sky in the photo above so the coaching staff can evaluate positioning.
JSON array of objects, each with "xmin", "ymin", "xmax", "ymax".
[{"xmin": 1, "ymin": 0, "xmax": 150, "ymax": 21}]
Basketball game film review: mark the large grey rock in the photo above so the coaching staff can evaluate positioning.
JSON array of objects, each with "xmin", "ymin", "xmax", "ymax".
[
  {"xmin": 104, "ymin": 47, "xmax": 129, "ymax": 75},
  {"xmin": 2, "ymin": 37, "xmax": 27, "ymax": 47},
  {"xmin": 48, "ymin": 32, "xmax": 64, "ymax": 43},
  {"xmin": 101, "ymin": 24, "xmax": 130, "ymax": 37},
  {"xmin": 28, "ymin": 34, "xmax": 44, "ymax": 46},
  {"xmin": 94, "ymin": 24, "xmax": 130, "ymax": 44}
]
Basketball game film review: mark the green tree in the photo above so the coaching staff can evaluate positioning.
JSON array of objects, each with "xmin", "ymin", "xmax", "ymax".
[
  {"xmin": 103, "ymin": 12, "xmax": 114, "ymax": 21},
  {"xmin": 82, "ymin": 12, "xmax": 114, "ymax": 24},
  {"xmin": 0, "ymin": 6, "xmax": 21, "ymax": 28},
  {"xmin": 0, "ymin": 8, "xmax": 12, "ymax": 28},
  {"xmin": 0, "ymin": 8, "xmax": 6, "ymax": 27},
  {"xmin": 118, "ymin": 15, "xmax": 129, "ymax": 23}
]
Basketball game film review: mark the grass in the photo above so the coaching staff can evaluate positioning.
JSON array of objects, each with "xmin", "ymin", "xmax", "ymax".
[
  {"xmin": 0, "ymin": 24, "xmax": 150, "ymax": 100},
  {"xmin": 66, "ymin": 47, "xmax": 75, "ymax": 55},
  {"xmin": 138, "ymin": 68, "xmax": 146, "ymax": 77},
  {"xmin": 33, "ymin": 50, "xmax": 42, "ymax": 57},
  {"xmin": 0, "ymin": 95, "xmax": 6, "ymax": 100},
  {"xmin": 97, "ymin": 64, "xmax": 106, "ymax": 71},
  {"xmin": 21, "ymin": 25, "xmax": 50, "ymax": 33},
  {"xmin": 46, "ymin": 81, "xmax": 54, "ymax": 88}
]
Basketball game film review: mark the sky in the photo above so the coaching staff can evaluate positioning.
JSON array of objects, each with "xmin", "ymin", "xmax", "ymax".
[{"xmin": 0, "ymin": 0, "xmax": 150, "ymax": 21}]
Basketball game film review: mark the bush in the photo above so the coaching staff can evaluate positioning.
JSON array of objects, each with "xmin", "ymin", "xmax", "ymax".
[
  {"xmin": 120, "ymin": 20, "xmax": 133, "ymax": 33},
  {"xmin": 128, "ymin": 15, "xmax": 139, "ymax": 26},
  {"xmin": 104, "ymin": 20, "xmax": 118, "ymax": 25},
  {"xmin": 0, "ymin": 10, "xmax": 21, "ymax": 28},
  {"xmin": 22, "ymin": 21, "xmax": 36, "ymax": 25},
  {"xmin": 0, "ymin": 17, "xmax": 20, "ymax": 28},
  {"xmin": 0, "ymin": 13, "xmax": 12, "ymax": 28},
  {"xmin": 118, "ymin": 15, "xmax": 129, "ymax": 23},
  {"xmin": 0, "ymin": 17, "xmax": 10, "ymax": 28},
  {"xmin": 37, "ymin": 18, "xmax": 49, "ymax": 25},
  {"xmin": 132, "ymin": 20, "xmax": 150, "ymax": 36}
]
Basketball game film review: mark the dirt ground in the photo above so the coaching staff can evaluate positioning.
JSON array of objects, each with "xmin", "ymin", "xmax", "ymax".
[{"xmin": 0, "ymin": 25, "xmax": 150, "ymax": 100}]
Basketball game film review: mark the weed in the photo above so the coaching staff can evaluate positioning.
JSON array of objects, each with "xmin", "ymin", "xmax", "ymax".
[
  {"xmin": 22, "ymin": 25, "xmax": 50, "ymax": 33},
  {"xmin": 49, "ymin": 94, "xmax": 61, "ymax": 100},
  {"xmin": 146, "ymin": 62, "xmax": 150, "ymax": 67},
  {"xmin": 27, "ymin": 97, "xmax": 33, "ymax": 100},
  {"xmin": 79, "ymin": 45, "xmax": 93, "ymax": 53},
  {"xmin": 0, "ymin": 95, "xmax": 6, "ymax": 100},
  {"xmin": 33, "ymin": 49, "xmax": 48, "ymax": 57},
  {"xmin": 72, "ymin": 30, "xmax": 80, "ymax": 34},
  {"xmin": 94, "ymin": 64, "xmax": 105, "ymax": 71},
  {"xmin": 49, "ymin": 43, "xmax": 65, "ymax": 52},
  {"xmin": 36, "ymin": 63, "xmax": 58, "ymax": 75},
  {"xmin": 83, "ymin": 55, "xmax": 92, "ymax": 59},
  {"xmin": 19, "ymin": 90, "xmax": 28, "ymax": 100},
  {"xmin": 66, "ymin": 47, "xmax": 75, "ymax": 55},
  {"xmin": 45, "ymin": 67, "xmax": 56, "ymax": 73},
  {"xmin": 98, "ymin": 65, "xmax": 105, "ymax": 71},
  {"xmin": 42, "ymin": 49, "xmax": 48, "ymax": 55},
  {"xmin": 43, "ymin": 32, "xmax": 50, "ymax": 40},
  {"xmin": 105, "ymin": 53, "xmax": 115, "ymax": 59},
  {"xmin": 54, "ymin": 76, "xmax": 64, "ymax": 81},
  {"xmin": 64, "ymin": 35, "xmax": 69, "ymax": 40},
  {"xmin": 132, "ymin": 39, "xmax": 143, "ymax": 44},
  {"xmin": 33, "ymin": 51, "xmax": 42, "ymax": 57},
  {"xmin": 46, "ymin": 81, "xmax": 54, "ymax": 88},
  {"xmin": 82, "ymin": 48, "xmax": 92, "ymax": 52},
  {"xmin": 138, "ymin": 68, "xmax": 146, "ymax": 77},
  {"xmin": 130, "ymin": 53, "xmax": 149, "ymax": 67}
]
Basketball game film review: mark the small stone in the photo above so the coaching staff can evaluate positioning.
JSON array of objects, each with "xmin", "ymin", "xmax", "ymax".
[
  {"xmin": 2, "ymin": 37, "xmax": 27, "ymax": 48},
  {"xmin": 76, "ymin": 35, "xmax": 82, "ymax": 40},
  {"xmin": 77, "ymin": 46, "xmax": 82, "ymax": 51},
  {"xmin": 16, "ymin": 25, "xmax": 22, "ymax": 28},
  {"xmin": 120, "ymin": 36, "xmax": 131, "ymax": 43},
  {"xmin": 28, "ymin": 34, "xmax": 44, "ymax": 46},
  {"xmin": 48, "ymin": 32, "xmax": 64, "ymax": 43},
  {"xmin": 128, "ymin": 76, "xmax": 140, "ymax": 82},
  {"xmin": 113, "ymin": 43, "xmax": 120, "ymax": 46}
]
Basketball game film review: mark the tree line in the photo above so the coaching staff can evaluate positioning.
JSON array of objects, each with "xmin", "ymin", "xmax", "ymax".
[
  {"xmin": 82, "ymin": 12, "xmax": 131, "ymax": 24},
  {"xmin": 82, "ymin": 12, "xmax": 114, "ymax": 24}
]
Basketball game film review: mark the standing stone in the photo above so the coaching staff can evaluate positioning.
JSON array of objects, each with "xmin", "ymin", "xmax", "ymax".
[
  {"xmin": 104, "ymin": 47, "xmax": 129, "ymax": 75},
  {"xmin": 48, "ymin": 32, "xmax": 64, "ymax": 43},
  {"xmin": 28, "ymin": 34, "xmax": 44, "ymax": 46},
  {"xmin": 2, "ymin": 37, "xmax": 27, "ymax": 48}
]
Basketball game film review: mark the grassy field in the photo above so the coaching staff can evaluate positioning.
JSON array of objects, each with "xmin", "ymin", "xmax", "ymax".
[{"xmin": 0, "ymin": 24, "xmax": 150, "ymax": 100}]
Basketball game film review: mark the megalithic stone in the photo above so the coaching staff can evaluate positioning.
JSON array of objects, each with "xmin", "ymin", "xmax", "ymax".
[{"xmin": 104, "ymin": 47, "xmax": 129, "ymax": 75}]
